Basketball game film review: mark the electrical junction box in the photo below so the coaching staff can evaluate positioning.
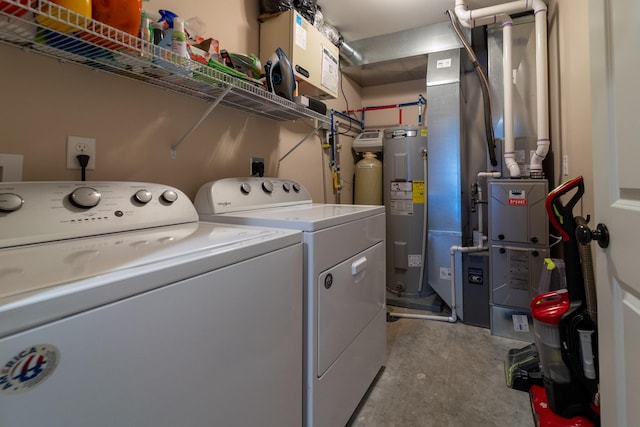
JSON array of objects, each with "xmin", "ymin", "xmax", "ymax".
[
  {"xmin": 260, "ymin": 10, "xmax": 339, "ymax": 99},
  {"xmin": 462, "ymin": 251, "xmax": 490, "ymax": 329}
]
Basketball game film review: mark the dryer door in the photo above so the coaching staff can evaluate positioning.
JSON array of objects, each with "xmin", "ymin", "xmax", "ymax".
[{"xmin": 317, "ymin": 241, "xmax": 385, "ymax": 377}]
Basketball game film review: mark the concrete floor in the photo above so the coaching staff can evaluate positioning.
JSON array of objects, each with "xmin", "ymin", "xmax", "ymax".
[{"xmin": 348, "ymin": 307, "xmax": 534, "ymax": 427}]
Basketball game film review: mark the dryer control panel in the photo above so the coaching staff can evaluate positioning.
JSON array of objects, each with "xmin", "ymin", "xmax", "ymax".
[
  {"xmin": 0, "ymin": 181, "xmax": 197, "ymax": 248},
  {"xmin": 195, "ymin": 177, "xmax": 313, "ymax": 214}
]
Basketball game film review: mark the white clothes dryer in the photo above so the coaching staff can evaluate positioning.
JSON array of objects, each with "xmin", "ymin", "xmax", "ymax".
[
  {"xmin": 195, "ymin": 177, "xmax": 386, "ymax": 427},
  {"xmin": 0, "ymin": 181, "xmax": 303, "ymax": 427}
]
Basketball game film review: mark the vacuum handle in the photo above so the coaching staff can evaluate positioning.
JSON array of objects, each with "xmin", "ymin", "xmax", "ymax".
[{"xmin": 546, "ymin": 176, "xmax": 585, "ymax": 241}]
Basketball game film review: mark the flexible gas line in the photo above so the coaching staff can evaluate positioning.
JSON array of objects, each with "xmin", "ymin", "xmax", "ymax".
[
  {"xmin": 416, "ymin": 148, "xmax": 428, "ymax": 294},
  {"xmin": 445, "ymin": 9, "xmax": 498, "ymax": 167}
]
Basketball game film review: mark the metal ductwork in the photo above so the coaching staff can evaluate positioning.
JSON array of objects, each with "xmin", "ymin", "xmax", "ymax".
[{"xmin": 338, "ymin": 21, "xmax": 468, "ymax": 87}]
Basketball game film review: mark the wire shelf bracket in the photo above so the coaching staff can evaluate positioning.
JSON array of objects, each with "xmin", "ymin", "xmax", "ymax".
[{"xmin": 170, "ymin": 85, "xmax": 232, "ymax": 159}]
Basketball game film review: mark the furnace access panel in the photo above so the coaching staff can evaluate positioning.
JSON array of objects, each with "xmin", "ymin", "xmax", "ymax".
[{"xmin": 488, "ymin": 180, "xmax": 548, "ymax": 246}]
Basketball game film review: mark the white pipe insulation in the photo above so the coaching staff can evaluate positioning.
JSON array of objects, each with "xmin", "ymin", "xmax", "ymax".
[{"xmin": 454, "ymin": 0, "xmax": 550, "ymax": 178}]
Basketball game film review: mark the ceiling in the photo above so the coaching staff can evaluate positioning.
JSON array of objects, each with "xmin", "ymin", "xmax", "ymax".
[
  {"xmin": 315, "ymin": 0, "xmax": 511, "ymax": 86},
  {"xmin": 318, "ymin": 0, "xmax": 509, "ymax": 41}
]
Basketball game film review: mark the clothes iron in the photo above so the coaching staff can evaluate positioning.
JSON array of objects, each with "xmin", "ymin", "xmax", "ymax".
[{"xmin": 264, "ymin": 47, "xmax": 296, "ymax": 101}]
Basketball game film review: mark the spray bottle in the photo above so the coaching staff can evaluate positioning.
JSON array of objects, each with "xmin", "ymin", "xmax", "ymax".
[{"xmin": 139, "ymin": 14, "xmax": 153, "ymax": 59}]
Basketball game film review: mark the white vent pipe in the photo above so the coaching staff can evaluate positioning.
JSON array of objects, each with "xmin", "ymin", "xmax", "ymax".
[
  {"xmin": 530, "ymin": 3, "xmax": 549, "ymax": 176},
  {"xmin": 500, "ymin": 16, "xmax": 520, "ymax": 178},
  {"xmin": 454, "ymin": 0, "xmax": 549, "ymax": 178}
]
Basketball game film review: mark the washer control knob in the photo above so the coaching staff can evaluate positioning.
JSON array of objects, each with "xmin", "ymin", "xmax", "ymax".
[
  {"xmin": 240, "ymin": 183, "xmax": 252, "ymax": 194},
  {"xmin": 134, "ymin": 189, "xmax": 153, "ymax": 204},
  {"xmin": 282, "ymin": 182, "xmax": 291, "ymax": 192},
  {"xmin": 292, "ymin": 183, "xmax": 301, "ymax": 193},
  {"xmin": 0, "ymin": 193, "xmax": 24, "ymax": 212},
  {"xmin": 262, "ymin": 180, "xmax": 273, "ymax": 193},
  {"xmin": 70, "ymin": 187, "xmax": 101, "ymax": 208},
  {"xmin": 161, "ymin": 190, "xmax": 178, "ymax": 204}
]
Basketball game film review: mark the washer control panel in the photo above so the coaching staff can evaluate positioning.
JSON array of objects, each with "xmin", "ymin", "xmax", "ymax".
[
  {"xmin": 194, "ymin": 177, "xmax": 312, "ymax": 214},
  {"xmin": 0, "ymin": 182, "xmax": 198, "ymax": 248}
]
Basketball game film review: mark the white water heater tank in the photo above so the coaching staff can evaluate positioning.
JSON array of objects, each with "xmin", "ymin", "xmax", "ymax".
[{"xmin": 354, "ymin": 152, "xmax": 383, "ymax": 205}]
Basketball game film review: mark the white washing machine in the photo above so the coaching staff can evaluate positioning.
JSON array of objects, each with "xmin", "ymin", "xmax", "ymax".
[
  {"xmin": 0, "ymin": 181, "xmax": 303, "ymax": 427},
  {"xmin": 195, "ymin": 177, "xmax": 386, "ymax": 427}
]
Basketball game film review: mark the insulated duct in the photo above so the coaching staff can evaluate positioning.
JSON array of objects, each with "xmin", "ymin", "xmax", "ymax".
[
  {"xmin": 337, "ymin": 22, "xmax": 466, "ymax": 87},
  {"xmin": 338, "ymin": 39, "xmax": 364, "ymax": 67}
]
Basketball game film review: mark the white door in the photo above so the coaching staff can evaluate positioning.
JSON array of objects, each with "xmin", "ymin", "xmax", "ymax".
[{"xmin": 589, "ymin": 1, "xmax": 640, "ymax": 425}]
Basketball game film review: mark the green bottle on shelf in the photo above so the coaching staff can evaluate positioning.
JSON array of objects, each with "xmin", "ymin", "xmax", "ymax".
[{"xmin": 171, "ymin": 17, "xmax": 188, "ymax": 65}]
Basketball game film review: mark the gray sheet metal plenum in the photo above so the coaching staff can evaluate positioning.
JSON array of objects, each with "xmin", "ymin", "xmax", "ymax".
[
  {"xmin": 425, "ymin": 49, "xmax": 466, "ymax": 313},
  {"xmin": 340, "ymin": 21, "xmax": 467, "ymax": 87}
]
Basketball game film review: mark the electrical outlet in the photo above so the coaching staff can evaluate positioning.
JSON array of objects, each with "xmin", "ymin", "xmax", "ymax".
[
  {"xmin": 562, "ymin": 155, "xmax": 569, "ymax": 176},
  {"xmin": 67, "ymin": 136, "xmax": 96, "ymax": 170},
  {"xmin": 250, "ymin": 157, "xmax": 265, "ymax": 177}
]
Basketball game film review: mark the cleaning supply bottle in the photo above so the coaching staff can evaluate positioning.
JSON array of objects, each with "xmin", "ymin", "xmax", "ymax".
[
  {"xmin": 36, "ymin": 0, "xmax": 92, "ymax": 33},
  {"xmin": 152, "ymin": 21, "xmax": 164, "ymax": 45},
  {"xmin": 171, "ymin": 17, "xmax": 189, "ymax": 65},
  {"xmin": 139, "ymin": 16, "xmax": 152, "ymax": 58},
  {"xmin": 91, "ymin": 0, "xmax": 142, "ymax": 36},
  {"xmin": 157, "ymin": 9, "xmax": 176, "ymax": 30}
]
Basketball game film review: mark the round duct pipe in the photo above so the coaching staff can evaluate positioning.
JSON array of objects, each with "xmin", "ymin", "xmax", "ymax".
[{"xmin": 338, "ymin": 39, "xmax": 364, "ymax": 66}]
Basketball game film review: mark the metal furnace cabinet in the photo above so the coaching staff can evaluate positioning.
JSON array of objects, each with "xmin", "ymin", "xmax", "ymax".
[{"xmin": 488, "ymin": 179, "xmax": 549, "ymax": 340}]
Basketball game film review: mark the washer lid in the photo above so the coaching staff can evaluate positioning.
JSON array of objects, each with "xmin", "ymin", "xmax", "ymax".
[
  {"xmin": 201, "ymin": 203, "xmax": 384, "ymax": 232},
  {"xmin": 0, "ymin": 222, "xmax": 301, "ymax": 337}
]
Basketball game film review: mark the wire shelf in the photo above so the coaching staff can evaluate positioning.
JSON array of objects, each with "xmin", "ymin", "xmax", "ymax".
[{"xmin": 0, "ymin": 0, "xmax": 329, "ymax": 124}]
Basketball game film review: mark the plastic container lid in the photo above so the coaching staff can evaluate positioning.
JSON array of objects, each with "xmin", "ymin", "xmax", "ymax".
[{"xmin": 173, "ymin": 17, "xmax": 184, "ymax": 33}]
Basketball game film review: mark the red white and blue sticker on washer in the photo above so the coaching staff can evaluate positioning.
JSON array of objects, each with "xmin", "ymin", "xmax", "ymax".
[{"xmin": 0, "ymin": 345, "xmax": 60, "ymax": 394}]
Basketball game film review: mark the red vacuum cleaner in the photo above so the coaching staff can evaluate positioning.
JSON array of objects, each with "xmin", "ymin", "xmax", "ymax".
[{"xmin": 530, "ymin": 176, "xmax": 603, "ymax": 426}]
